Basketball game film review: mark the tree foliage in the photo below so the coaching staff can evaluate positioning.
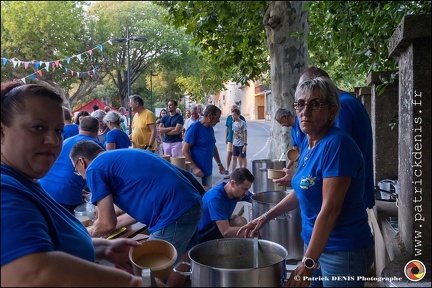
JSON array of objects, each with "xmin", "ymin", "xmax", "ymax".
[
  {"xmin": 160, "ymin": 1, "xmax": 430, "ymax": 91},
  {"xmin": 306, "ymin": 1, "xmax": 431, "ymax": 90},
  {"xmin": 0, "ymin": 1, "xmax": 101, "ymax": 104},
  {"xmin": 160, "ymin": 1, "xmax": 270, "ymax": 85},
  {"xmin": 86, "ymin": 1, "xmax": 204, "ymax": 108}
]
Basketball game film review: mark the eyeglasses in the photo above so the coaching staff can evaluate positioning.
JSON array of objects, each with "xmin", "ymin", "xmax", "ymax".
[
  {"xmin": 293, "ymin": 100, "xmax": 327, "ymax": 111},
  {"xmin": 73, "ymin": 158, "xmax": 81, "ymax": 176}
]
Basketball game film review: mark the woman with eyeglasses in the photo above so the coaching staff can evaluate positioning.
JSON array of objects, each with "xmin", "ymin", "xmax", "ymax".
[
  {"xmin": 1, "ymin": 81, "xmax": 144, "ymax": 286},
  {"xmin": 238, "ymin": 76, "xmax": 374, "ymax": 287}
]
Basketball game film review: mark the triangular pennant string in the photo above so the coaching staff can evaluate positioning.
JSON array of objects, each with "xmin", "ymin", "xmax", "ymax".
[
  {"xmin": 24, "ymin": 62, "xmax": 30, "ymax": 69},
  {"xmin": 35, "ymin": 62, "xmax": 40, "ymax": 70},
  {"xmin": 37, "ymin": 70, "xmax": 43, "ymax": 76},
  {"xmin": 87, "ymin": 49, "xmax": 93, "ymax": 56},
  {"xmin": 2, "ymin": 58, "xmax": 8, "ymax": 66},
  {"xmin": 30, "ymin": 74, "xmax": 35, "ymax": 80},
  {"xmin": 21, "ymin": 78, "xmax": 26, "ymax": 84}
]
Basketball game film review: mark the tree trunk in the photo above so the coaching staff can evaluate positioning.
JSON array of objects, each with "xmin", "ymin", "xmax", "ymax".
[{"xmin": 264, "ymin": 1, "xmax": 309, "ymax": 159}]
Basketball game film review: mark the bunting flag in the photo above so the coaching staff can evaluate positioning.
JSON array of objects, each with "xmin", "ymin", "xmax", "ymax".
[{"xmin": 2, "ymin": 38, "xmax": 113, "ymax": 81}]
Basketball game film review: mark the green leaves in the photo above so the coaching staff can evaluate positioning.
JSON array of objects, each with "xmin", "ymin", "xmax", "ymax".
[{"xmin": 308, "ymin": 1, "xmax": 429, "ymax": 90}]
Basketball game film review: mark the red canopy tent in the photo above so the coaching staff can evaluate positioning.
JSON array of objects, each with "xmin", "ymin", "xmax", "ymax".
[{"xmin": 72, "ymin": 98, "xmax": 119, "ymax": 114}]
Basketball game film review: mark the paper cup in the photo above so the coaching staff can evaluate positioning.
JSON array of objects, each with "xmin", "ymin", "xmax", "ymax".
[{"xmin": 129, "ymin": 239, "xmax": 178, "ymax": 280}]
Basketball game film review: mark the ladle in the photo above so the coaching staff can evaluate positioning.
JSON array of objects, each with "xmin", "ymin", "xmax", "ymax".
[{"xmin": 253, "ymin": 237, "xmax": 259, "ymax": 268}]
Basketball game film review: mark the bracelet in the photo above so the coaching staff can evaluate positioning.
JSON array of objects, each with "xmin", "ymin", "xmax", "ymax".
[
  {"xmin": 217, "ymin": 163, "xmax": 223, "ymax": 166},
  {"xmin": 244, "ymin": 143, "xmax": 248, "ymax": 145},
  {"xmin": 261, "ymin": 211, "xmax": 270, "ymax": 222}
]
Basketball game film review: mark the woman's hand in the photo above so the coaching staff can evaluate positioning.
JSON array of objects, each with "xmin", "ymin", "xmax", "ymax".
[
  {"xmin": 93, "ymin": 238, "xmax": 141, "ymax": 273},
  {"xmin": 285, "ymin": 264, "xmax": 314, "ymax": 287},
  {"xmin": 236, "ymin": 216, "xmax": 267, "ymax": 238},
  {"xmin": 273, "ymin": 168, "xmax": 295, "ymax": 187}
]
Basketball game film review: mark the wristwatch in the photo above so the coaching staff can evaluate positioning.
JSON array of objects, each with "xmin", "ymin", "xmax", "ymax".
[
  {"xmin": 302, "ymin": 256, "xmax": 320, "ymax": 269},
  {"xmin": 217, "ymin": 163, "xmax": 223, "ymax": 167}
]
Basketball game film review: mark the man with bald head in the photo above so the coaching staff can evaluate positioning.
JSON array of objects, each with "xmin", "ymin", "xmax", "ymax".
[
  {"xmin": 40, "ymin": 116, "xmax": 105, "ymax": 213},
  {"xmin": 298, "ymin": 67, "xmax": 374, "ymax": 209}
]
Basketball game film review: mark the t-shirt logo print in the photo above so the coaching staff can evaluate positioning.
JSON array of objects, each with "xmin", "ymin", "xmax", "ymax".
[{"xmin": 300, "ymin": 176, "xmax": 316, "ymax": 189}]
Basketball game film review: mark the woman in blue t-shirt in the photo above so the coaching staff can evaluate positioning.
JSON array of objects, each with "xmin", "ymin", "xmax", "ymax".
[
  {"xmin": 103, "ymin": 111, "xmax": 131, "ymax": 150},
  {"xmin": 238, "ymin": 76, "xmax": 374, "ymax": 287},
  {"xmin": 1, "ymin": 81, "xmax": 143, "ymax": 286}
]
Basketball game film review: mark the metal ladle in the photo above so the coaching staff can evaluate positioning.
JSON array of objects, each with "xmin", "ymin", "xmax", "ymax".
[{"xmin": 253, "ymin": 237, "xmax": 259, "ymax": 268}]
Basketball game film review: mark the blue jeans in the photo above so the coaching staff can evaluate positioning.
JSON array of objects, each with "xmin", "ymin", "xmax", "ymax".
[
  {"xmin": 149, "ymin": 199, "xmax": 202, "ymax": 263},
  {"xmin": 306, "ymin": 244, "xmax": 374, "ymax": 287}
]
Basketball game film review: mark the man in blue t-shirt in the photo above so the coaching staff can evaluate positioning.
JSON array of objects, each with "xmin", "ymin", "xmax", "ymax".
[
  {"xmin": 225, "ymin": 104, "xmax": 246, "ymax": 178},
  {"xmin": 299, "ymin": 67, "xmax": 375, "ymax": 209},
  {"xmin": 198, "ymin": 168, "xmax": 254, "ymax": 243},
  {"xmin": 183, "ymin": 105, "xmax": 225, "ymax": 191},
  {"xmin": 40, "ymin": 116, "xmax": 104, "ymax": 213},
  {"xmin": 275, "ymin": 108, "xmax": 306, "ymax": 169},
  {"xmin": 70, "ymin": 140, "xmax": 203, "ymax": 287},
  {"xmin": 159, "ymin": 100, "xmax": 184, "ymax": 156}
]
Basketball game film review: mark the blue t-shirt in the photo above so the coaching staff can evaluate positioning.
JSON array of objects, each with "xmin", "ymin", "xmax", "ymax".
[
  {"xmin": 40, "ymin": 134, "xmax": 104, "ymax": 205},
  {"xmin": 291, "ymin": 116, "xmax": 306, "ymax": 148},
  {"xmin": 105, "ymin": 129, "xmax": 130, "ymax": 150},
  {"xmin": 160, "ymin": 113, "xmax": 184, "ymax": 143},
  {"xmin": 62, "ymin": 124, "xmax": 79, "ymax": 140},
  {"xmin": 198, "ymin": 182, "xmax": 252, "ymax": 235},
  {"xmin": 184, "ymin": 121, "xmax": 216, "ymax": 177},
  {"xmin": 225, "ymin": 115, "xmax": 246, "ymax": 143},
  {"xmin": 292, "ymin": 127, "xmax": 373, "ymax": 251},
  {"xmin": 86, "ymin": 149, "xmax": 201, "ymax": 233},
  {"xmin": 335, "ymin": 91, "xmax": 374, "ymax": 209},
  {"xmin": 1, "ymin": 164, "xmax": 94, "ymax": 266}
]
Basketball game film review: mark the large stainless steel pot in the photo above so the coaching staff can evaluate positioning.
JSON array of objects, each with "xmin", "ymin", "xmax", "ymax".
[
  {"xmin": 252, "ymin": 190, "xmax": 304, "ymax": 261},
  {"xmin": 252, "ymin": 159, "xmax": 286, "ymax": 193},
  {"xmin": 174, "ymin": 238, "xmax": 287, "ymax": 287}
]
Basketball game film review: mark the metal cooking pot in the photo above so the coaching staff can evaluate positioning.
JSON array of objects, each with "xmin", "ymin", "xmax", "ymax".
[
  {"xmin": 252, "ymin": 191, "xmax": 303, "ymax": 261},
  {"xmin": 174, "ymin": 238, "xmax": 287, "ymax": 287}
]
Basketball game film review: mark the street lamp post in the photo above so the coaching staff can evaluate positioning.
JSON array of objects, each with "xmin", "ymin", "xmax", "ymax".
[
  {"xmin": 110, "ymin": 28, "xmax": 147, "ymax": 135},
  {"xmin": 150, "ymin": 70, "xmax": 158, "ymax": 112}
]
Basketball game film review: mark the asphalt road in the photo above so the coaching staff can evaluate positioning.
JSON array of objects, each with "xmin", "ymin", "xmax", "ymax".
[{"xmin": 210, "ymin": 116, "xmax": 272, "ymax": 188}]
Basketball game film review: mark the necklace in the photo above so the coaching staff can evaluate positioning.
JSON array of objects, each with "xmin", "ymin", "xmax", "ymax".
[{"xmin": 302, "ymin": 146, "xmax": 315, "ymax": 167}]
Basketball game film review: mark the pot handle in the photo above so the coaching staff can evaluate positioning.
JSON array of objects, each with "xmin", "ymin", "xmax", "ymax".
[
  {"xmin": 173, "ymin": 261, "xmax": 191, "ymax": 276},
  {"xmin": 259, "ymin": 168, "xmax": 268, "ymax": 171}
]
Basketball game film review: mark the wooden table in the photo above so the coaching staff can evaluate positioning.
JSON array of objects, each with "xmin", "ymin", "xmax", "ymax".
[{"xmin": 107, "ymin": 222, "xmax": 148, "ymax": 240}]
